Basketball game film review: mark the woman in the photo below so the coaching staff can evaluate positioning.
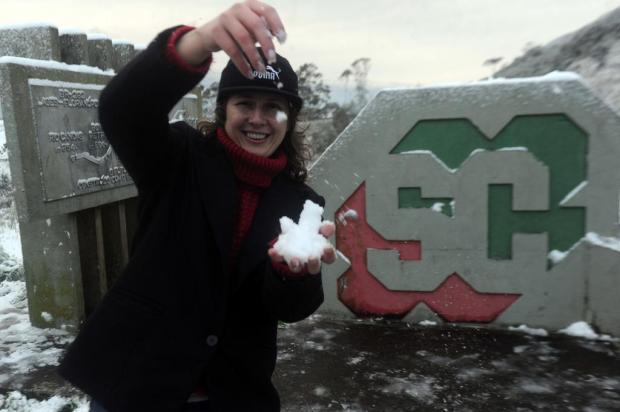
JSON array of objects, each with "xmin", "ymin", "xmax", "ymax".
[{"xmin": 58, "ymin": 1, "xmax": 336, "ymax": 411}]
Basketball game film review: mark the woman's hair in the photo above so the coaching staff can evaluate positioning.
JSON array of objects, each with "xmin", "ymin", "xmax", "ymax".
[{"xmin": 197, "ymin": 97, "xmax": 311, "ymax": 182}]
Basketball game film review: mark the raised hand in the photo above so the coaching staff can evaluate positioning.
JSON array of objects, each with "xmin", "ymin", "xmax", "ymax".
[
  {"xmin": 177, "ymin": 0, "xmax": 286, "ymax": 77},
  {"xmin": 268, "ymin": 221, "xmax": 336, "ymax": 275}
]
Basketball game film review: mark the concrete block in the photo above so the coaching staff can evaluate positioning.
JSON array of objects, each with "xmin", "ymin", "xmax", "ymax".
[
  {"xmin": 87, "ymin": 37, "xmax": 114, "ymax": 71},
  {"xmin": 0, "ymin": 25, "xmax": 60, "ymax": 61},
  {"xmin": 112, "ymin": 41, "xmax": 135, "ymax": 72},
  {"xmin": 60, "ymin": 33, "xmax": 89, "ymax": 65}
]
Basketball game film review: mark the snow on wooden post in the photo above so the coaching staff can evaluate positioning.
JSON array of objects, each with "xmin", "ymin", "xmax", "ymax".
[
  {"xmin": 309, "ymin": 74, "xmax": 620, "ymax": 337},
  {"xmin": 0, "ymin": 24, "xmax": 203, "ymax": 330}
]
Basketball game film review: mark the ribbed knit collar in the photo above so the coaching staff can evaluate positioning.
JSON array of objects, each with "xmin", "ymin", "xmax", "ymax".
[{"xmin": 216, "ymin": 127, "xmax": 288, "ymax": 188}]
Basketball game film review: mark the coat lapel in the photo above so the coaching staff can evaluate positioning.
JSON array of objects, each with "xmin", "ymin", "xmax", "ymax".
[
  {"xmin": 194, "ymin": 137, "xmax": 236, "ymax": 274},
  {"xmin": 235, "ymin": 175, "xmax": 303, "ymax": 288}
]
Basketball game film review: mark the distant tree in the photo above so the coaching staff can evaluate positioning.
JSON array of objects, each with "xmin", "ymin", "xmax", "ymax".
[
  {"xmin": 330, "ymin": 103, "xmax": 356, "ymax": 135},
  {"xmin": 296, "ymin": 63, "xmax": 332, "ymax": 120}
]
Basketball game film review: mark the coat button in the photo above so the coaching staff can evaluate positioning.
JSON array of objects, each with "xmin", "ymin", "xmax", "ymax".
[{"xmin": 206, "ymin": 335, "xmax": 218, "ymax": 346}]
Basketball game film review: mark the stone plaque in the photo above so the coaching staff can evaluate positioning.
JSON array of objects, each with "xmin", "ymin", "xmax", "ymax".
[{"xmin": 29, "ymin": 79, "xmax": 133, "ymax": 201}]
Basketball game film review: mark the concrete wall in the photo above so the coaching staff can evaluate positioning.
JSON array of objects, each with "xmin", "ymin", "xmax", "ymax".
[{"xmin": 310, "ymin": 74, "xmax": 620, "ymax": 336}]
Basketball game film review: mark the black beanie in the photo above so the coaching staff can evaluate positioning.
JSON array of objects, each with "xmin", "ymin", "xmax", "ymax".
[{"xmin": 217, "ymin": 49, "xmax": 303, "ymax": 110}]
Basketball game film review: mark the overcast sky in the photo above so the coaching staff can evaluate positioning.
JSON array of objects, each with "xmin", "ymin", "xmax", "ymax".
[{"xmin": 2, "ymin": 0, "xmax": 620, "ymax": 97}]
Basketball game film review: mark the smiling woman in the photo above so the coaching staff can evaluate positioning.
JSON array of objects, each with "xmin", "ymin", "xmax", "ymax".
[{"xmin": 56, "ymin": 1, "xmax": 336, "ymax": 411}]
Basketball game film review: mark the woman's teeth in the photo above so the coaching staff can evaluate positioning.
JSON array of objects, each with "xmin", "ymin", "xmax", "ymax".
[{"xmin": 245, "ymin": 131, "xmax": 268, "ymax": 140}]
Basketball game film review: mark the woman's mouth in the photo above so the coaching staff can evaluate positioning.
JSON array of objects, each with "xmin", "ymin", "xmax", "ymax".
[{"xmin": 244, "ymin": 131, "xmax": 269, "ymax": 142}]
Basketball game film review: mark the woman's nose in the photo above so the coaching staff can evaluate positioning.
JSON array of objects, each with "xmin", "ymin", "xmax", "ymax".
[{"xmin": 248, "ymin": 108, "xmax": 267, "ymax": 124}]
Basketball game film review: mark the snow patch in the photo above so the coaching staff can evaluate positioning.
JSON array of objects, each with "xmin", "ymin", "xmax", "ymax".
[
  {"xmin": 0, "ymin": 281, "xmax": 73, "ymax": 378},
  {"xmin": 398, "ymin": 150, "xmax": 456, "ymax": 173},
  {"xmin": 558, "ymin": 321, "xmax": 617, "ymax": 341},
  {"xmin": 0, "ymin": 56, "xmax": 114, "ymax": 75},
  {"xmin": 383, "ymin": 71, "xmax": 581, "ymax": 92},
  {"xmin": 0, "ymin": 391, "xmax": 89, "ymax": 412},
  {"xmin": 585, "ymin": 232, "xmax": 620, "ymax": 253},
  {"xmin": 0, "ymin": 22, "xmax": 57, "ymax": 30},
  {"xmin": 379, "ymin": 374, "xmax": 436, "ymax": 404},
  {"xmin": 508, "ymin": 324, "xmax": 549, "ymax": 337}
]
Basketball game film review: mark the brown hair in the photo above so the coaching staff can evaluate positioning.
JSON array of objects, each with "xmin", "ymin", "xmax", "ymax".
[{"xmin": 197, "ymin": 98, "xmax": 311, "ymax": 182}]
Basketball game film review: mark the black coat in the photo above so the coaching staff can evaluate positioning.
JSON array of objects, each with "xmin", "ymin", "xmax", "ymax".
[{"xmin": 58, "ymin": 27, "xmax": 324, "ymax": 412}]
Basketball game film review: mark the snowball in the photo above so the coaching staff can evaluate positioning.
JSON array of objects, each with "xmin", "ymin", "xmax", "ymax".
[
  {"xmin": 273, "ymin": 200, "xmax": 331, "ymax": 264},
  {"xmin": 41, "ymin": 312, "xmax": 53, "ymax": 322}
]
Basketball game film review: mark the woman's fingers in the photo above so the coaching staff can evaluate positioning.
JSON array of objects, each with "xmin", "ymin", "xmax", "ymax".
[
  {"xmin": 208, "ymin": 22, "xmax": 254, "ymax": 77},
  {"xmin": 222, "ymin": 3, "xmax": 268, "ymax": 71},
  {"xmin": 210, "ymin": 0, "xmax": 284, "ymax": 76},
  {"xmin": 268, "ymin": 248, "xmax": 284, "ymax": 263},
  {"xmin": 321, "ymin": 247, "xmax": 336, "ymax": 264},
  {"xmin": 307, "ymin": 257, "xmax": 321, "ymax": 275},
  {"xmin": 236, "ymin": 2, "xmax": 279, "ymax": 64},
  {"xmin": 289, "ymin": 257, "xmax": 302, "ymax": 273},
  {"xmin": 246, "ymin": 0, "xmax": 287, "ymax": 44},
  {"xmin": 319, "ymin": 221, "xmax": 335, "ymax": 238}
]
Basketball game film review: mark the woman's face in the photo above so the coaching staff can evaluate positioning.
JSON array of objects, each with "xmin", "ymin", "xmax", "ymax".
[{"xmin": 224, "ymin": 92, "xmax": 290, "ymax": 157}]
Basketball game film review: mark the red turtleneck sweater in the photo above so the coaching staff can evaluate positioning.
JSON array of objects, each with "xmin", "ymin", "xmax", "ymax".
[{"xmin": 215, "ymin": 128, "xmax": 288, "ymax": 266}]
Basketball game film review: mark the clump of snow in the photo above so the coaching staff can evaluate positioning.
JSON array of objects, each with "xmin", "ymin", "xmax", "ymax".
[
  {"xmin": 312, "ymin": 386, "xmax": 328, "ymax": 396},
  {"xmin": 273, "ymin": 200, "xmax": 332, "ymax": 265},
  {"xmin": 337, "ymin": 209, "xmax": 358, "ymax": 225},
  {"xmin": 508, "ymin": 324, "xmax": 549, "ymax": 337},
  {"xmin": 0, "ymin": 391, "xmax": 88, "ymax": 412},
  {"xmin": 347, "ymin": 356, "xmax": 364, "ymax": 365},
  {"xmin": 430, "ymin": 202, "xmax": 444, "ymax": 212},
  {"xmin": 41, "ymin": 311, "xmax": 53, "ymax": 322},
  {"xmin": 548, "ymin": 249, "xmax": 568, "ymax": 264},
  {"xmin": 275, "ymin": 110, "xmax": 287, "ymax": 123},
  {"xmin": 558, "ymin": 321, "xmax": 617, "ymax": 341},
  {"xmin": 418, "ymin": 320, "xmax": 437, "ymax": 326}
]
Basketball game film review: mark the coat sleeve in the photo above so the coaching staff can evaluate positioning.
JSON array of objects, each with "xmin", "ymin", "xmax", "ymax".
[
  {"xmin": 260, "ymin": 192, "xmax": 326, "ymax": 323},
  {"xmin": 261, "ymin": 265, "xmax": 324, "ymax": 323},
  {"xmin": 98, "ymin": 26, "xmax": 211, "ymax": 191}
]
